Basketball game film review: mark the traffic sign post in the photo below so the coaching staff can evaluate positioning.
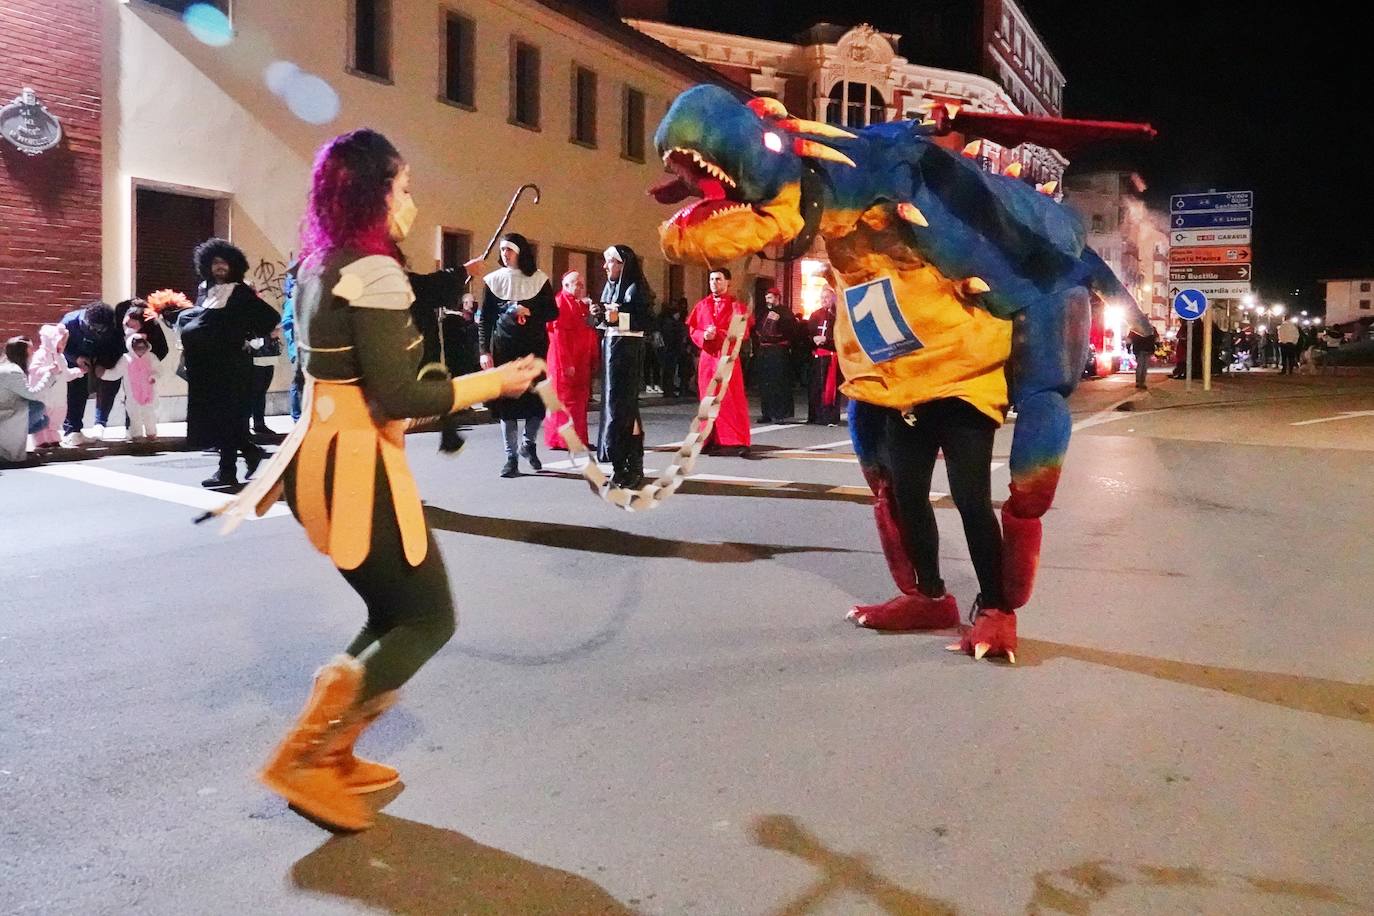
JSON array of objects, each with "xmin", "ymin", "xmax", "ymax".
[
  {"xmin": 1173, "ymin": 290, "xmax": 1209, "ymax": 391},
  {"xmin": 1168, "ymin": 190, "xmax": 1254, "ymax": 390}
]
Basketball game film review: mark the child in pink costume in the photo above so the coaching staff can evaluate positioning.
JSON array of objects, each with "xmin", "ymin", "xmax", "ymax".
[
  {"xmin": 101, "ymin": 334, "xmax": 161, "ymax": 440},
  {"xmin": 27, "ymin": 324, "xmax": 86, "ymax": 448}
]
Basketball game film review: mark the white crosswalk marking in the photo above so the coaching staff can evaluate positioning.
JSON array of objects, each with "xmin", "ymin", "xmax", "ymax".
[{"xmin": 24, "ymin": 464, "xmax": 289, "ymax": 520}]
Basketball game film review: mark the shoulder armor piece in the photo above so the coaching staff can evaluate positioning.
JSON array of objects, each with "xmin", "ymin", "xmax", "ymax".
[{"xmin": 332, "ymin": 255, "xmax": 415, "ymax": 310}]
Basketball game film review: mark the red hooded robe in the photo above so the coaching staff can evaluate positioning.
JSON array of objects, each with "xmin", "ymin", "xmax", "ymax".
[
  {"xmin": 688, "ymin": 293, "xmax": 753, "ymax": 448},
  {"xmin": 544, "ymin": 289, "xmax": 599, "ymax": 449}
]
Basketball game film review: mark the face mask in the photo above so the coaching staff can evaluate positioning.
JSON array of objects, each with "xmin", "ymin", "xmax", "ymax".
[{"xmin": 389, "ymin": 193, "xmax": 418, "ymax": 241}]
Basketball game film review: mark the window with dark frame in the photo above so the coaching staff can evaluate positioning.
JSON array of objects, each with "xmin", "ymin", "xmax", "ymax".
[
  {"xmin": 511, "ymin": 41, "xmax": 541, "ymax": 128},
  {"xmin": 443, "ymin": 12, "xmax": 475, "ymax": 107},
  {"xmin": 571, "ymin": 66, "xmax": 598, "ymax": 146},
  {"xmin": 140, "ymin": 0, "xmax": 229, "ymax": 14},
  {"xmin": 622, "ymin": 86, "xmax": 645, "ymax": 161},
  {"xmin": 1360, "ymin": 281, "xmax": 1371, "ymax": 292},
  {"xmin": 1361, "ymin": 300, "xmax": 1372, "ymax": 310},
  {"xmin": 440, "ymin": 229, "xmax": 472, "ymax": 271},
  {"xmin": 352, "ymin": 0, "xmax": 391, "ymax": 81}
]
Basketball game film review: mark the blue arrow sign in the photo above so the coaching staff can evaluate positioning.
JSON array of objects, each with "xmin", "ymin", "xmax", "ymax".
[
  {"xmin": 1173, "ymin": 289, "xmax": 1209, "ymax": 320},
  {"xmin": 1171, "ymin": 210, "xmax": 1252, "ymax": 229},
  {"xmin": 1171, "ymin": 191, "xmax": 1253, "ymax": 212}
]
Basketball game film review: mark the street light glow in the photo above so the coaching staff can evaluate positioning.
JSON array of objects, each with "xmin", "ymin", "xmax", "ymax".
[{"xmin": 1272, "ymin": 304, "xmax": 1286, "ymax": 315}]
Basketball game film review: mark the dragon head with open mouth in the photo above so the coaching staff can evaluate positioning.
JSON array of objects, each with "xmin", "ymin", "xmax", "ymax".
[{"xmin": 651, "ymin": 84, "xmax": 856, "ymax": 267}]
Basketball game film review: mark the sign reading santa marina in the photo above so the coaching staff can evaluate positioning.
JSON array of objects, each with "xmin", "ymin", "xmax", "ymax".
[{"xmin": 0, "ymin": 88, "xmax": 63, "ymax": 156}]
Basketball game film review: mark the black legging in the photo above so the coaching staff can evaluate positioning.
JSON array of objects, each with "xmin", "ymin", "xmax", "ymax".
[
  {"xmin": 251, "ymin": 364, "xmax": 274, "ymax": 428},
  {"xmin": 287, "ymin": 459, "xmax": 456, "ymax": 701},
  {"xmin": 884, "ymin": 398, "xmax": 1005, "ymax": 608}
]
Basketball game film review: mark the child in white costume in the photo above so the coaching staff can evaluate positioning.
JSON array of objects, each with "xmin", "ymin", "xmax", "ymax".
[
  {"xmin": 101, "ymin": 333, "xmax": 161, "ymax": 440},
  {"xmin": 27, "ymin": 324, "xmax": 87, "ymax": 448}
]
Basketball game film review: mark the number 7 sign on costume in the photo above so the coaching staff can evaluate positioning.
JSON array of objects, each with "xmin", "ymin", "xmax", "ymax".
[{"xmin": 843, "ymin": 277, "xmax": 924, "ymax": 363}]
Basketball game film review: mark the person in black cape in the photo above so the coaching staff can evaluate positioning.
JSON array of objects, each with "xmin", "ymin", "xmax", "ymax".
[
  {"xmin": 753, "ymin": 286, "xmax": 798, "ymax": 423},
  {"xmin": 178, "ymin": 238, "xmax": 281, "ymax": 488}
]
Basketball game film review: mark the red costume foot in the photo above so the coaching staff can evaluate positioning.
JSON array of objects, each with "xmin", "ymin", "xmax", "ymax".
[
  {"xmin": 862, "ymin": 467, "xmax": 920, "ymax": 594},
  {"xmin": 847, "ymin": 592, "xmax": 959, "ymax": 631},
  {"xmin": 946, "ymin": 608, "xmax": 1017, "ymax": 663},
  {"xmin": 1000, "ymin": 505, "xmax": 1042, "ymax": 610}
]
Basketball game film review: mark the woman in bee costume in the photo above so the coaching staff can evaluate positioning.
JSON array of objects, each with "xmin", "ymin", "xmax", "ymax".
[{"xmin": 211, "ymin": 129, "xmax": 542, "ymax": 831}]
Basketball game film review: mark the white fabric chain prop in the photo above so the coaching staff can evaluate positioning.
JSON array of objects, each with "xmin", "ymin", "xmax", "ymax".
[{"xmin": 535, "ymin": 309, "xmax": 749, "ymax": 512}]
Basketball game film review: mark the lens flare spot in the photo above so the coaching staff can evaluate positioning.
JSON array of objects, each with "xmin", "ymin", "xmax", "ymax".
[
  {"xmin": 182, "ymin": 3, "xmax": 233, "ymax": 47},
  {"xmin": 283, "ymin": 73, "xmax": 340, "ymax": 125},
  {"xmin": 264, "ymin": 61, "xmax": 301, "ymax": 96}
]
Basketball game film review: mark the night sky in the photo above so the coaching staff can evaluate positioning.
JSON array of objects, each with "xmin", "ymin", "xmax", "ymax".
[{"xmin": 661, "ymin": 1, "xmax": 1374, "ymax": 310}]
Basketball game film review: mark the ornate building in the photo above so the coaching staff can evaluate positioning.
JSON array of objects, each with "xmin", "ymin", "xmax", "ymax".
[
  {"xmin": 625, "ymin": 18, "xmax": 1067, "ymax": 186},
  {"xmin": 623, "ymin": 12, "xmax": 1070, "ymax": 312}
]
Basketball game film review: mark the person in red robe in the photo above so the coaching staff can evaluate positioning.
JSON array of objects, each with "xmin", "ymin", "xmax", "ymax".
[
  {"xmin": 544, "ymin": 270, "xmax": 599, "ymax": 450},
  {"xmin": 688, "ymin": 267, "xmax": 754, "ymax": 455}
]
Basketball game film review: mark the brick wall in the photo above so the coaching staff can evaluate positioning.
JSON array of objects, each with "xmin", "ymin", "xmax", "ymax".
[{"xmin": 0, "ymin": 0, "xmax": 102, "ymax": 342}]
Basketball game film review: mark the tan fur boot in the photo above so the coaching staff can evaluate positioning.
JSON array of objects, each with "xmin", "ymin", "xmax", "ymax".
[
  {"xmin": 258, "ymin": 655, "xmax": 373, "ymax": 831},
  {"xmin": 324, "ymin": 691, "xmax": 401, "ymax": 795}
]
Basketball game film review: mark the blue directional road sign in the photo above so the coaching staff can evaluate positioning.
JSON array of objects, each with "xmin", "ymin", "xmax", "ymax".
[
  {"xmin": 843, "ymin": 277, "xmax": 924, "ymax": 363},
  {"xmin": 1171, "ymin": 210, "xmax": 1252, "ymax": 230},
  {"xmin": 1170, "ymin": 191, "xmax": 1253, "ymax": 212},
  {"xmin": 1173, "ymin": 289, "xmax": 1209, "ymax": 320}
]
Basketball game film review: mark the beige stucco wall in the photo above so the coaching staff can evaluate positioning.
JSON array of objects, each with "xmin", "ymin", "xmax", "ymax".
[{"xmin": 102, "ymin": 0, "xmax": 764, "ymax": 404}]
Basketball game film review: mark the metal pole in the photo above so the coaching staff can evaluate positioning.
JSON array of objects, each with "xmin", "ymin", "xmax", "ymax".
[
  {"xmin": 1186, "ymin": 319, "xmax": 1194, "ymax": 391},
  {"xmin": 1202, "ymin": 314, "xmax": 1213, "ymax": 391}
]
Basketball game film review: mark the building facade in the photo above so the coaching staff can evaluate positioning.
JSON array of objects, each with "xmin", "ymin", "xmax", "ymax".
[
  {"xmin": 1323, "ymin": 278, "xmax": 1374, "ymax": 327},
  {"xmin": 0, "ymin": 0, "xmax": 104, "ymax": 341},
  {"xmin": 1, "ymin": 0, "xmax": 750, "ymax": 362},
  {"xmin": 1062, "ymin": 169, "xmax": 1170, "ymax": 340}
]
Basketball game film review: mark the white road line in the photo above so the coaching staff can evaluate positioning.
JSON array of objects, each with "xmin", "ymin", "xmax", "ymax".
[
  {"xmin": 652, "ymin": 422, "xmax": 793, "ymax": 450},
  {"xmin": 765, "ymin": 452, "xmax": 860, "ymax": 463},
  {"xmin": 1290, "ymin": 410, "xmax": 1374, "ymax": 427},
  {"xmin": 1070, "ymin": 393, "xmax": 1144, "ymax": 432},
  {"xmin": 24, "ymin": 465, "xmax": 289, "ymax": 520}
]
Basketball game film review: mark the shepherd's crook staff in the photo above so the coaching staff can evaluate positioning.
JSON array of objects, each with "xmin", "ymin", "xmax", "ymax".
[{"xmin": 433, "ymin": 184, "xmax": 543, "ymax": 372}]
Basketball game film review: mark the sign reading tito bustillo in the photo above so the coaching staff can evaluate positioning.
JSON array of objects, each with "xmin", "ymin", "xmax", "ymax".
[{"xmin": 0, "ymin": 88, "xmax": 63, "ymax": 156}]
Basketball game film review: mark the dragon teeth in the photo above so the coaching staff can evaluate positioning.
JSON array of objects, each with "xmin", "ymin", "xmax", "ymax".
[{"xmin": 668, "ymin": 147, "xmax": 738, "ymax": 188}]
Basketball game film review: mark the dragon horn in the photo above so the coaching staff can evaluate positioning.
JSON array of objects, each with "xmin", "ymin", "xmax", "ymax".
[
  {"xmin": 794, "ymin": 138, "xmax": 855, "ymax": 167},
  {"xmin": 962, "ymin": 140, "xmax": 983, "ymax": 158},
  {"xmin": 747, "ymin": 97, "xmax": 790, "ymax": 119},
  {"xmin": 896, "ymin": 202, "xmax": 929, "ymax": 227},
  {"xmin": 778, "ymin": 117, "xmax": 857, "ymax": 139}
]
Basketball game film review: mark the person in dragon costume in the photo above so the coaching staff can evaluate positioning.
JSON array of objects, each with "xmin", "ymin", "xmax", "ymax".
[{"xmin": 650, "ymin": 85, "xmax": 1154, "ymax": 664}]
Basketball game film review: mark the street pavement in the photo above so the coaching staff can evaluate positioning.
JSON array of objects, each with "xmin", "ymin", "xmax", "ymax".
[{"xmin": 3, "ymin": 370, "xmax": 1373, "ymax": 915}]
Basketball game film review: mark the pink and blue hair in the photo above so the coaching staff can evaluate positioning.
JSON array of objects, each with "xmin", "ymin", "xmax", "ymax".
[{"xmin": 300, "ymin": 128, "xmax": 403, "ymax": 262}]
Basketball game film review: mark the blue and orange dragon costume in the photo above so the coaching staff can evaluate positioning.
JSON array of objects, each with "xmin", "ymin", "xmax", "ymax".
[{"xmin": 650, "ymin": 85, "xmax": 1154, "ymax": 663}]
